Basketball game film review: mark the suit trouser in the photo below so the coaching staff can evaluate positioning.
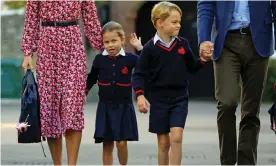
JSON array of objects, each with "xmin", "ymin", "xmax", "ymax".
[{"xmin": 214, "ymin": 32, "xmax": 269, "ymax": 165}]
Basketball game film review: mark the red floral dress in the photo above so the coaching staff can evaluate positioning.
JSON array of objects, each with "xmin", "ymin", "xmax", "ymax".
[{"xmin": 21, "ymin": 0, "xmax": 103, "ymax": 138}]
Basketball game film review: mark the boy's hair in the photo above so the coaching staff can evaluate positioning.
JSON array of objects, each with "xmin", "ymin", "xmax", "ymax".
[
  {"xmin": 102, "ymin": 21, "xmax": 125, "ymax": 39},
  {"xmin": 151, "ymin": 1, "xmax": 182, "ymax": 28}
]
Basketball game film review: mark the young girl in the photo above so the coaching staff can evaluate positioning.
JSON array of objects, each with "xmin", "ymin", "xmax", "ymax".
[
  {"xmin": 132, "ymin": 2, "xmax": 212, "ymax": 165},
  {"xmin": 85, "ymin": 21, "xmax": 142, "ymax": 165}
]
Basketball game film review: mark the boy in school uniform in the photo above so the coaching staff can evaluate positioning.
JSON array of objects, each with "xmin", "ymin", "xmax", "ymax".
[{"xmin": 132, "ymin": 2, "xmax": 212, "ymax": 165}]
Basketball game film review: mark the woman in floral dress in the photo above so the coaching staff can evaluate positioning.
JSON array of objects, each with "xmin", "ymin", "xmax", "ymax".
[{"xmin": 21, "ymin": 0, "xmax": 102, "ymax": 165}]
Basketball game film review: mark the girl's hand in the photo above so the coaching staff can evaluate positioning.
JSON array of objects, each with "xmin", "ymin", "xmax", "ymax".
[{"xmin": 129, "ymin": 33, "xmax": 143, "ymax": 51}]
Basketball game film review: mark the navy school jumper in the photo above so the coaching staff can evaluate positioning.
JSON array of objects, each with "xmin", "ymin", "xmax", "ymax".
[
  {"xmin": 86, "ymin": 52, "xmax": 139, "ymax": 103},
  {"xmin": 132, "ymin": 36, "xmax": 206, "ymax": 98}
]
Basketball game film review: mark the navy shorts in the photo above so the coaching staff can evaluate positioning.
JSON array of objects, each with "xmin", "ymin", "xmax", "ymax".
[{"xmin": 148, "ymin": 96, "xmax": 189, "ymax": 134}]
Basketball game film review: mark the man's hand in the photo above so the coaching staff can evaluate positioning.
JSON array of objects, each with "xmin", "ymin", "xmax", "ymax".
[
  {"xmin": 200, "ymin": 41, "xmax": 214, "ymax": 61},
  {"xmin": 137, "ymin": 95, "xmax": 150, "ymax": 114},
  {"xmin": 21, "ymin": 56, "xmax": 34, "ymax": 71}
]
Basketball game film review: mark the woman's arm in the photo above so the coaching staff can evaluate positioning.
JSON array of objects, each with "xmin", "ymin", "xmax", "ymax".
[
  {"xmin": 21, "ymin": 1, "xmax": 40, "ymax": 56},
  {"xmin": 81, "ymin": 0, "xmax": 103, "ymax": 51},
  {"xmin": 86, "ymin": 55, "xmax": 100, "ymax": 95}
]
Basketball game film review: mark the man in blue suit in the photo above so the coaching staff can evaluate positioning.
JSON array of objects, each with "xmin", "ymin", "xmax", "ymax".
[{"xmin": 197, "ymin": 1, "xmax": 276, "ymax": 165}]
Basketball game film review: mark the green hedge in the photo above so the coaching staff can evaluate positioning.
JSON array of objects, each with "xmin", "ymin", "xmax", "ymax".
[
  {"xmin": 1, "ymin": 58, "xmax": 24, "ymax": 98},
  {"xmin": 263, "ymin": 59, "xmax": 276, "ymax": 102}
]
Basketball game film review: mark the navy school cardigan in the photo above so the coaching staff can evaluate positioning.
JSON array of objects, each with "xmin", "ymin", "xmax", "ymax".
[{"xmin": 86, "ymin": 52, "xmax": 139, "ymax": 104}]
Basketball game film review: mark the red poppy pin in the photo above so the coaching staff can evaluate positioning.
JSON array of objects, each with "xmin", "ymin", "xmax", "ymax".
[
  {"xmin": 178, "ymin": 47, "xmax": 185, "ymax": 55},
  {"xmin": 121, "ymin": 66, "xmax": 128, "ymax": 74}
]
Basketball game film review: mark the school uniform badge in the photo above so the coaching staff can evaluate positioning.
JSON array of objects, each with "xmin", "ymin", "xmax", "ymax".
[
  {"xmin": 121, "ymin": 66, "xmax": 129, "ymax": 74},
  {"xmin": 178, "ymin": 47, "xmax": 185, "ymax": 55}
]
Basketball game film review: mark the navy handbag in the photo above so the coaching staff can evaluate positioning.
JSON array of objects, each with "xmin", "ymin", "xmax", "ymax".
[
  {"xmin": 17, "ymin": 69, "xmax": 46, "ymax": 156},
  {"xmin": 18, "ymin": 69, "xmax": 42, "ymax": 143}
]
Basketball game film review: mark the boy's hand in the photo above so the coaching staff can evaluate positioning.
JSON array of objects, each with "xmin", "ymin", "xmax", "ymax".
[
  {"xmin": 137, "ymin": 95, "xmax": 150, "ymax": 114},
  {"xmin": 202, "ymin": 52, "xmax": 212, "ymax": 61},
  {"xmin": 130, "ymin": 33, "xmax": 143, "ymax": 51},
  {"xmin": 200, "ymin": 56, "xmax": 208, "ymax": 63}
]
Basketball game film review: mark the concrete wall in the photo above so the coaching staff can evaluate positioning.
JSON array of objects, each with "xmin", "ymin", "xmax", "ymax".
[{"xmin": 1, "ymin": 12, "xmax": 25, "ymax": 58}]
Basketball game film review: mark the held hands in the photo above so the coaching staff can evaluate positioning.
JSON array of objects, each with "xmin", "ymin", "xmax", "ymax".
[
  {"xmin": 137, "ymin": 95, "xmax": 150, "ymax": 114},
  {"xmin": 129, "ymin": 33, "xmax": 143, "ymax": 51},
  {"xmin": 200, "ymin": 41, "xmax": 214, "ymax": 62},
  {"xmin": 21, "ymin": 56, "xmax": 34, "ymax": 71}
]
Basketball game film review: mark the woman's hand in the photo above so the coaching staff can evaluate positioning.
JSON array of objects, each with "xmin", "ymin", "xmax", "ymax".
[{"xmin": 21, "ymin": 56, "xmax": 34, "ymax": 71}]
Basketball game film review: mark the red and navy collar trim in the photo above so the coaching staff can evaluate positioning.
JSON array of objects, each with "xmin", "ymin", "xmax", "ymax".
[{"xmin": 152, "ymin": 36, "xmax": 181, "ymax": 52}]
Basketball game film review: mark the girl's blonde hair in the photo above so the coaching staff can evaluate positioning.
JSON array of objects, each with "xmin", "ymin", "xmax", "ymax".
[
  {"xmin": 102, "ymin": 21, "xmax": 125, "ymax": 39},
  {"xmin": 151, "ymin": 1, "xmax": 182, "ymax": 28}
]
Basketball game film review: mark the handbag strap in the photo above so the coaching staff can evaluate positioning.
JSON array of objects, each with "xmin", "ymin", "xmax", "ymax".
[{"xmin": 25, "ymin": 69, "xmax": 36, "ymax": 85}]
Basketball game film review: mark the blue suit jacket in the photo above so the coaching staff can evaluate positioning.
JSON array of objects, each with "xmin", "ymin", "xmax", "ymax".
[{"xmin": 197, "ymin": 1, "xmax": 276, "ymax": 60}]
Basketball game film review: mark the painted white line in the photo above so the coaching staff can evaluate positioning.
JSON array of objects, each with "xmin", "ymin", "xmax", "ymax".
[{"xmin": 1, "ymin": 123, "xmax": 16, "ymax": 129}]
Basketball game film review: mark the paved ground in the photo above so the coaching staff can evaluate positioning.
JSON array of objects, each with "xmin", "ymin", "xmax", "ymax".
[{"xmin": 1, "ymin": 100, "xmax": 276, "ymax": 165}]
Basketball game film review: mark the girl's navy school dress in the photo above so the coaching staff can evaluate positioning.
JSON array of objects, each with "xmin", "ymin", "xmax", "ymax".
[{"xmin": 86, "ymin": 48, "xmax": 139, "ymax": 143}]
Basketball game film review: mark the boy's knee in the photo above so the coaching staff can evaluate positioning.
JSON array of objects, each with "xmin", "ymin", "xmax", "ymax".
[
  {"xmin": 170, "ymin": 135, "xmax": 182, "ymax": 145},
  {"xmin": 116, "ymin": 141, "xmax": 127, "ymax": 150}
]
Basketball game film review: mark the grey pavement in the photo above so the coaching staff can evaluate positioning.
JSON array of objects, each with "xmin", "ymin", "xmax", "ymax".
[{"xmin": 1, "ymin": 101, "xmax": 276, "ymax": 165}]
